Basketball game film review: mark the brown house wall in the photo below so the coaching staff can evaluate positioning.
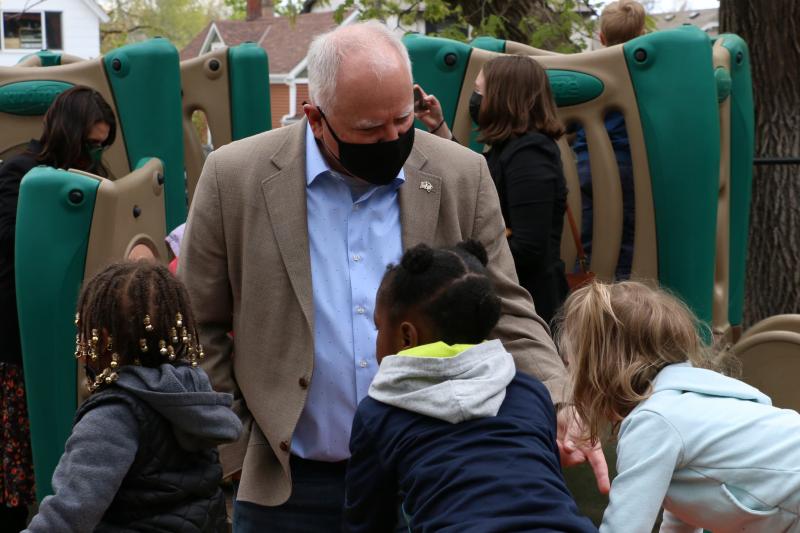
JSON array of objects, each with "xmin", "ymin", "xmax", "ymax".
[{"xmin": 269, "ymin": 82, "xmax": 310, "ymax": 127}]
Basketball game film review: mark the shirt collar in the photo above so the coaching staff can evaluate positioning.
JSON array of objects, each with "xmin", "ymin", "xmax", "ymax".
[{"xmin": 304, "ymin": 122, "xmax": 406, "ymax": 189}]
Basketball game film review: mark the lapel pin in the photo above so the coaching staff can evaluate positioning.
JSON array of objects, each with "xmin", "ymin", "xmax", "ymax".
[{"xmin": 420, "ymin": 181, "xmax": 433, "ymax": 193}]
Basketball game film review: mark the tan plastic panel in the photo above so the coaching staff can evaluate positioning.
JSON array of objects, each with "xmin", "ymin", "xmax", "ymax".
[
  {"xmin": 180, "ymin": 48, "xmax": 234, "ymax": 205},
  {"xmin": 741, "ymin": 314, "xmax": 800, "ymax": 339},
  {"xmin": 712, "ymin": 40, "xmax": 732, "ymax": 335},
  {"xmin": 0, "ymin": 58, "xmax": 130, "ymax": 177},
  {"xmin": 734, "ymin": 329, "xmax": 800, "ymax": 412},
  {"xmin": 15, "ymin": 53, "xmax": 85, "ymax": 67},
  {"xmin": 77, "ymin": 157, "xmax": 169, "ymax": 402},
  {"xmin": 504, "ymin": 42, "xmax": 558, "ymax": 56},
  {"xmin": 453, "ymin": 45, "xmax": 658, "ymax": 282}
]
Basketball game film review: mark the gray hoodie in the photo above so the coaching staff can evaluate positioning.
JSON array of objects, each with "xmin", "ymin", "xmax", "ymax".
[
  {"xmin": 25, "ymin": 364, "xmax": 242, "ymax": 533},
  {"xmin": 368, "ymin": 339, "xmax": 516, "ymax": 423}
]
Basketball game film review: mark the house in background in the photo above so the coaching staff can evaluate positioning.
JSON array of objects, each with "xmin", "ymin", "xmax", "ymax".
[
  {"xmin": 0, "ymin": 0, "xmax": 108, "ymax": 66},
  {"xmin": 652, "ymin": 8, "xmax": 718, "ymax": 37},
  {"xmin": 181, "ymin": 0, "xmax": 358, "ymax": 128}
]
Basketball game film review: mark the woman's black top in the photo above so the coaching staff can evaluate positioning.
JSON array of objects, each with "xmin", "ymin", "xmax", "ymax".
[
  {"xmin": 485, "ymin": 131, "xmax": 568, "ymax": 324},
  {"xmin": 0, "ymin": 140, "xmax": 42, "ymax": 365}
]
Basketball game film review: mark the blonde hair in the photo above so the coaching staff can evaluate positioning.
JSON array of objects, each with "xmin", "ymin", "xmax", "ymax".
[
  {"xmin": 600, "ymin": 0, "xmax": 646, "ymax": 46},
  {"xmin": 555, "ymin": 281, "xmax": 718, "ymax": 445}
]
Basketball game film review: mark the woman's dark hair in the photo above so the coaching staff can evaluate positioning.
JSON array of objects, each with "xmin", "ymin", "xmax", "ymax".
[
  {"xmin": 379, "ymin": 240, "xmax": 502, "ymax": 344},
  {"xmin": 37, "ymin": 86, "xmax": 117, "ymax": 176},
  {"xmin": 477, "ymin": 55, "xmax": 565, "ymax": 145},
  {"xmin": 76, "ymin": 261, "xmax": 200, "ymax": 369}
]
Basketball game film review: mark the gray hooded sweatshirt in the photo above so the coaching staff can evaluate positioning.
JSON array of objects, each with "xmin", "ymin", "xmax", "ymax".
[
  {"xmin": 368, "ymin": 339, "xmax": 517, "ymax": 423},
  {"xmin": 25, "ymin": 364, "xmax": 242, "ymax": 533}
]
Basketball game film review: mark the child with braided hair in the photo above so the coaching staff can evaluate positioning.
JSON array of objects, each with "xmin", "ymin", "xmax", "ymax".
[
  {"xmin": 344, "ymin": 240, "xmax": 595, "ymax": 533},
  {"xmin": 25, "ymin": 261, "xmax": 242, "ymax": 533}
]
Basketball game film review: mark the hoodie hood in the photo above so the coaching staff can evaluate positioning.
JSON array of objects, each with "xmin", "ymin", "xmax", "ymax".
[
  {"xmin": 650, "ymin": 362, "xmax": 771, "ymax": 405},
  {"xmin": 115, "ymin": 364, "xmax": 242, "ymax": 451},
  {"xmin": 368, "ymin": 340, "xmax": 516, "ymax": 424}
]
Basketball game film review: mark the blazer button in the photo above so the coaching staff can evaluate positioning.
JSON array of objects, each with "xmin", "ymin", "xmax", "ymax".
[
  {"xmin": 298, "ymin": 377, "xmax": 309, "ymax": 389},
  {"xmin": 279, "ymin": 441, "xmax": 289, "ymax": 452}
]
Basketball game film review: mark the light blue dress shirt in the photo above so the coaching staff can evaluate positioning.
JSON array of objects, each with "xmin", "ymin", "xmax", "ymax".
[{"xmin": 292, "ymin": 124, "xmax": 404, "ymax": 461}]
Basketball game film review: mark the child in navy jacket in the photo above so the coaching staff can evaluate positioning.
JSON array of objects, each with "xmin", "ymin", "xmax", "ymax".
[{"xmin": 344, "ymin": 240, "xmax": 595, "ymax": 533}]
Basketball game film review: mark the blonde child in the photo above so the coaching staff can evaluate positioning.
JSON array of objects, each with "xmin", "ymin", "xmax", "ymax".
[
  {"xmin": 25, "ymin": 261, "xmax": 242, "ymax": 532},
  {"xmin": 557, "ymin": 281, "xmax": 800, "ymax": 532}
]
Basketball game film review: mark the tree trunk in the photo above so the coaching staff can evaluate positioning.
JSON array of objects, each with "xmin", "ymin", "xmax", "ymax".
[{"xmin": 719, "ymin": 0, "xmax": 800, "ymax": 326}]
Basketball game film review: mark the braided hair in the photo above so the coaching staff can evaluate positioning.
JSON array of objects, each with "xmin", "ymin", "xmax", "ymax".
[
  {"xmin": 379, "ymin": 240, "xmax": 501, "ymax": 345},
  {"xmin": 75, "ymin": 261, "xmax": 202, "ymax": 376}
]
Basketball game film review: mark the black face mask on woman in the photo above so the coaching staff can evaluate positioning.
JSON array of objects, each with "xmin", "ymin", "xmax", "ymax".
[
  {"xmin": 317, "ymin": 108, "xmax": 415, "ymax": 186},
  {"xmin": 469, "ymin": 91, "xmax": 483, "ymax": 126}
]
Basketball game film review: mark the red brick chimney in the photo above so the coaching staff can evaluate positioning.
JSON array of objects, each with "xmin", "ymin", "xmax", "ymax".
[{"xmin": 246, "ymin": 0, "xmax": 261, "ymax": 21}]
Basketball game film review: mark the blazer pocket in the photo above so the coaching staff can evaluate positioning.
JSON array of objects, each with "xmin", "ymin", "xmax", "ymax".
[{"xmin": 720, "ymin": 483, "xmax": 779, "ymax": 517}]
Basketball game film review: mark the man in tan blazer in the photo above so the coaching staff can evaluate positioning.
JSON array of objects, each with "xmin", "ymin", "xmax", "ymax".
[{"xmin": 181, "ymin": 20, "xmax": 607, "ymax": 532}]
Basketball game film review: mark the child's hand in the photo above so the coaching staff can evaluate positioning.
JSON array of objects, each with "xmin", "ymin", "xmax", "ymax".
[{"xmin": 557, "ymin": 406, "xmax": 611, "ymax": 495}]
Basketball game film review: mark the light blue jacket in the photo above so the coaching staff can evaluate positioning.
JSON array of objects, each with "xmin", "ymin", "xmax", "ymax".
[{"xmin": 600, "ymin": 363, "xmax": 800, "ymax": 533}]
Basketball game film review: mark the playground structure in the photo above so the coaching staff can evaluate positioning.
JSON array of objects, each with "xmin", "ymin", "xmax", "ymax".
[
  {"xmin": 0, "ymin": 40, "xmax": 271, "ymax": 498},
  {"xmin": 1, "ymin": 26, "xmax": 798, "ymax": 503}
]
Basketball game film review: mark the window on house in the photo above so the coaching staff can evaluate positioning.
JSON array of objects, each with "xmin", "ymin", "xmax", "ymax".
[
  {"xmin": 45, "ymin": 12, "xmax": 63, "ymax": 50},
  {"xmin": 1, "ymin": 11, "xmax": 63, "ymax": 50}
]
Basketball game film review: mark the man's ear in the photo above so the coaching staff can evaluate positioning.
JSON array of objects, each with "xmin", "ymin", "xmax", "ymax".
[
  {"xmin": 304, "ymin": 102, "xmax": 324, "ymax": 137},
  {"xmin": 400, "ymin": 321, "xmax": 419, "ymax": 350},
  {"xmin": 599, "ymin": 32, "xmax": 607, "ymax": 46}
]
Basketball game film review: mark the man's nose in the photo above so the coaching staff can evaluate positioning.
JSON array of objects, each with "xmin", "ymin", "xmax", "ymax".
[{"xmin": 379, "ymin": 122, "xmax": 401, "ymax": 142}]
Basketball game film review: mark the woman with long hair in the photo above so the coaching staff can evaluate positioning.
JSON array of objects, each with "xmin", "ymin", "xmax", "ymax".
[
  {"xmin": 0, "ymin": 85, "xmax": 116, "ymax": 531},
  {"xmin": 473, "ymin": 55, "xmax": 568, "ymax": 324},
  {"xmin": 419, "ymin": 56, "xmax": 568, "ymax": 323}
]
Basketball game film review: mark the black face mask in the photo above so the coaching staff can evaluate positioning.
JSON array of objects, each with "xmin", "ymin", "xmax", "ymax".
[
  {"xmin": 318, "ymin": 109, "xmax": 415, "ymax": 186},
  {"xmin": 469, "ymin": 91, "xmax": 482, "ymax": 126}
]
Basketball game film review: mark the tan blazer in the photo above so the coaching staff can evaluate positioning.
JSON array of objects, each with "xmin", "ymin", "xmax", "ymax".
[{"xmin": 179, "ymin": 118, "xmax": 567, "ymax": 507}]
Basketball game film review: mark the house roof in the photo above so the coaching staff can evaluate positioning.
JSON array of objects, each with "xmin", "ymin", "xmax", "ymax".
[
  {"xmin": 652, "ymin": 7, "xmax": 718, "ymax": 34},
  {"xmin": 81, "ymin": 0, "xmax": 110, "ymax": 23},
  {"xmin": 181, "ymin": 11, "xmax": 341, "ymax": 75}
]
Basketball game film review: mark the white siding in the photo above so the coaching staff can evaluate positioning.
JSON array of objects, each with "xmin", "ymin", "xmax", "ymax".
[{"xmin": 0, "ymin": 0, "xmax": 103, "ymax": 66}]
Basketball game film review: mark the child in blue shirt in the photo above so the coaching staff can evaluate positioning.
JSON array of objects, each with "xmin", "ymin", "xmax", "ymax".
[
  {"xmin": 572, "ymin": 0, "xmax": 646, "ymax": 279},
  {"xmin": 558, "ymin": 281, "xmax": 800, "ymax": 532},
  {"xmin": 344, "ymin": 240, "xmax": 595, "ymax": 532}
]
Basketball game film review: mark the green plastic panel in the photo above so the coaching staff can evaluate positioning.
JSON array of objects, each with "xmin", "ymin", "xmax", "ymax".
[
  {"xmin": 17, "ymin": 50, "xmax": 63, "ymax": 66},
  {"xmin": 104, "ymin": 38, "xmax": 185, "ymax": 231},
  {"xmin": 16, "ymin": 167, "xmax": 99, "ymax": 500},
  {"xmin": 624, "ymin": 26, "xmax": 720, "ymax": 324},
  {"xmin": 0, "ymin": 80, "xmax": 73, "ymax": 115},
  {"xmin": 229, "ymin": 42, "xmax": 272, "ymax": 138},
  {"xmin": 547, "ymin": 70, "xmax": 604, "ymax": 107},
  {"xmin": 403, "ymin": 33, "xmax": 472, "ymax": 132},
  {"xmin": 471, "ymin": 36, "xmax": 506, "ymax": 53},
  {"xmin": 719, "ymin": 34, "xmax": 754, "ymax": 327},
  {"xmin": 714, "ymin": 66, "xmax": 732, "ymax": 103}
]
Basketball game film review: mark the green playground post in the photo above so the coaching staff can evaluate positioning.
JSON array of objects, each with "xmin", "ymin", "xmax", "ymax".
[{"xmin": 16, "ymin": 168, "xmax": 100, "ymax": 500}]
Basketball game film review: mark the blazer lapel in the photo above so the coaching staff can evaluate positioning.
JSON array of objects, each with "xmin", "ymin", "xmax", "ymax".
[
  {"xmin": 400, "ymin": 144, "xmax": 441, "ymax": 249},
  {"xmin": 261, "ymin": 120, "xmax": 314, "ymax": 329}
]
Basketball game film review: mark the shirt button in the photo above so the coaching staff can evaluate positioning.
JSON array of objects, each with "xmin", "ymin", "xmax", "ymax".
[
  {"xmin": 356, "ymin": 306, "xmax": 365, "ymax": 314},
  {"xmin": 298, "ymin": 377, "xmax": 309, "ymax": 389},
  {"xmin": 352, "ymin": 254, "xmax": 362, "ymax": 262},
  {"xmin": 353, "ymin": 204, "xmax": 360, "ymax": 211},
  {"xmin": 279, "ymin": 441, "xmax": 289, "ymax": 452},
  {"xmin": 359, "ymin": 360, "xmax": 368, "ymax": 368}
]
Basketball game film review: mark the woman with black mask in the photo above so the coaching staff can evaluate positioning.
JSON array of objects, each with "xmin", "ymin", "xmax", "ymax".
[
  {"xmin": 0, "ymin": 85, "xmax": 115, "ymax": 531},
  {"xmin": 416, "ymin": 56, "xmax": 568, "ymax": 324}
]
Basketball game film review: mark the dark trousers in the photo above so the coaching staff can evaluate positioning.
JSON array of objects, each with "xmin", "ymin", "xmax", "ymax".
[
  {"xmin": 233, "ymin": 456, "xmax": 347, "ymax": 532},
  {"xmin": 233, "ymin": 456, "xmax": 408, "ymax": 533},
  {"xmin": 0, "ymin": 504, "xmax": 28, "ymax": 532}
]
